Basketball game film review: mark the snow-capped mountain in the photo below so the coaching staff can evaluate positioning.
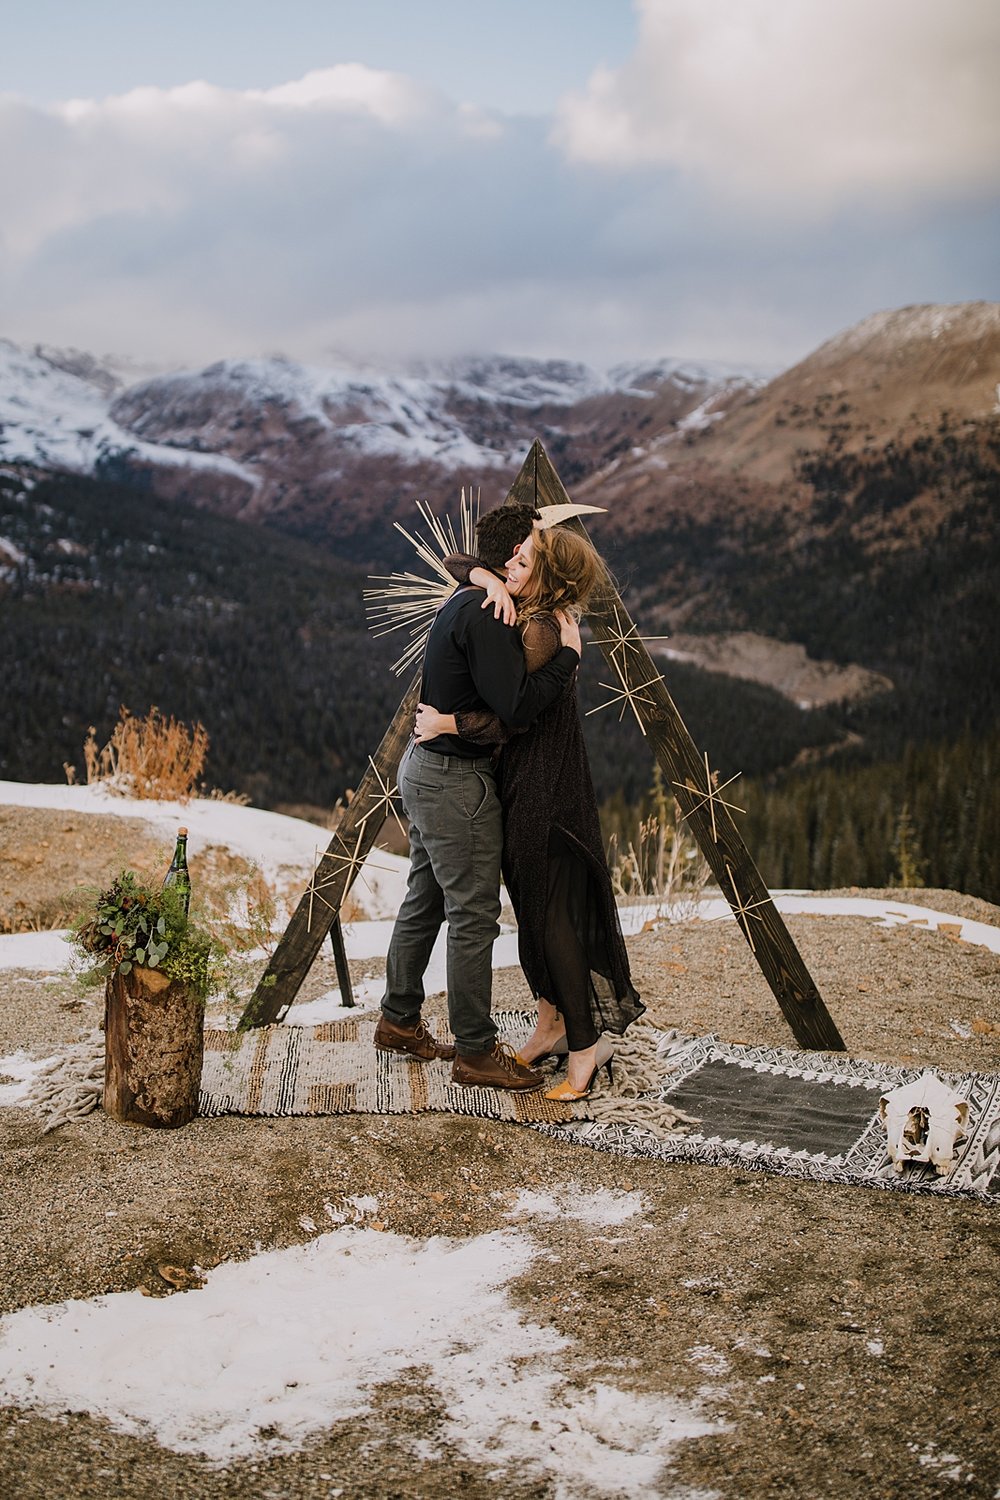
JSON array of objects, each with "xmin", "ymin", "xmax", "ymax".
[
  {"xmin": 0, "ymin": 340, "xmax": 752, "ymax": 474},
  {"xmin": 0, "ymin": 339, "xmax": 756, "ymax": 543},
  {"xmin": 0, "ymin": 340, "xmax": 260, "ymax": 492},
  {"xmin": 2, "ymin": 302, "xmax": 995, "ymax": 565}
]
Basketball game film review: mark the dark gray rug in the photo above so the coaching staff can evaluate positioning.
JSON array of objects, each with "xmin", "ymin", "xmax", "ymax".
[{"xmin": 533, "ymin": 1031, "xmax": 1000, "ymax": 1201}]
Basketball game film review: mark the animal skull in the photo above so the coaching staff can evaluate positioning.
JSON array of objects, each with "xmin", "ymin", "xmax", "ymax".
[{"xmin": 879, "ymin": 1071, "xmax": 969, "ymax": 1176}]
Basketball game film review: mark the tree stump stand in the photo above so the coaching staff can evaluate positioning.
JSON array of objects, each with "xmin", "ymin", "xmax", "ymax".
[{"xmin": 103, "ymin": 966, "xmax": 204, "ymax": 1128}]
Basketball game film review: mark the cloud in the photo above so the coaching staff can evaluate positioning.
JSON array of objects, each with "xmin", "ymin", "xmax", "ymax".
[
  {"xmin": 0, "ymin": 46, "xmax": 995, "ymax": 371},
  {"xmin": 1, "ymin": 68, "xmax": 443, "ymax": 263},
  {"xmin": 0, "ymin": 69, "xmax": 548, "ymax": 360},
  {"xmin": 553, "ymin": 0, "xmax": 1000, "ymax": 211},
  {"xmin": 0, "ymin": 68, "xmax": 680, "ymax": 366}
]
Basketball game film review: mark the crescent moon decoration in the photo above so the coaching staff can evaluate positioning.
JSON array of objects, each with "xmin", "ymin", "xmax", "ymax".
[
  {"xmin": 364, "ymin": 489, "xmax": 481, "ymax": 675},
  {"xmin": 536, "ymin": 501, "xmax": 607, "ymax": 528}
]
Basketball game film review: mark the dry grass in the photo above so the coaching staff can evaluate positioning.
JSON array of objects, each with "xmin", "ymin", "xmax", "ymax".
[
  {"xmin": 607, "ymin": 795, "xmax": 711, "ymax": 919},
  {"xmin": 73, "ymin": 706, "xmax": 209, "ymax": 802}
]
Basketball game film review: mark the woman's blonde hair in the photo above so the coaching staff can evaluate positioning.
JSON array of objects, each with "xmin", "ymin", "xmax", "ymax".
[{"xmin": 517, "ymin": 525, "xmax": 605, "ymax": 624}]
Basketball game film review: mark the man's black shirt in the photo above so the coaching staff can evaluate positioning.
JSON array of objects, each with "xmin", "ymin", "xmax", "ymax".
[{"xmin": 419, "ymin": 587, "xmax": 578, "ymax": 757}]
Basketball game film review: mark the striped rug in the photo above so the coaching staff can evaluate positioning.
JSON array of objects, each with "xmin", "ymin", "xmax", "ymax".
[{"xmin": 200, "ymin": 1012, "xmax": 595, "ymax": 1127}]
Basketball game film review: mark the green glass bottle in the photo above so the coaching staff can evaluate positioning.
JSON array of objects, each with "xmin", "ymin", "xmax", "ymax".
[{"xmin": 162, "ymin": 826, "xmax": 191, "ymax": 915}]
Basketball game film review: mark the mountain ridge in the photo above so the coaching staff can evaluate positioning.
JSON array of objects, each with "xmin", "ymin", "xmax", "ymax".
[{"xmin": 1, "ymin": 301, "xmax": 997, "ymax": 740}]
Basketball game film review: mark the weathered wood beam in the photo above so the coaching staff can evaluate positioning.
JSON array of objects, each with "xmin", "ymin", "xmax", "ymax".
[{"xmin": 329, "ymin": 915, "xmax": 355, "ymax": 1008}]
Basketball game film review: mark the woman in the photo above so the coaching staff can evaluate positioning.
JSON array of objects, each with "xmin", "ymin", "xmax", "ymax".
[{"xmin": 414, "ymin": 524, "xmax": 643, "ymax": 1100}]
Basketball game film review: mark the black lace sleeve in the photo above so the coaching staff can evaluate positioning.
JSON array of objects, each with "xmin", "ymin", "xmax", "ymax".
[
  {"xmin": 444, "ymin": 552, "xmax": 480, "ymax": 586},
  {"xmin": 454, "ymin": 707, "xmax": 511, "ymax": 747}
]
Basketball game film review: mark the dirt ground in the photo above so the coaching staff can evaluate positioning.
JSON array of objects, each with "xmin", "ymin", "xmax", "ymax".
[{"xmin": 1, "ymin": 809, "xmax": 999, "ymax": 1499}]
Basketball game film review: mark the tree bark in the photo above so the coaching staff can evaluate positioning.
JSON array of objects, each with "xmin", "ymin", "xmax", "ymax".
[{"xmin": 103, "ymin": 965, "xmax": 203, "ymax": 1128}]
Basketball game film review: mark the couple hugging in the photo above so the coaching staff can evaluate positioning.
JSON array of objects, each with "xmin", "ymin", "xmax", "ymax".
[{"xmin": 375, "ymin": 503, "xmax": 644, "ymax": 1098}]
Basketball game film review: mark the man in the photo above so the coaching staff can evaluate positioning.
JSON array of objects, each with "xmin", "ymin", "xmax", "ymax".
[{"xmin": 376, "ymin": 504, "xmax": 581, "ymax": 1091}]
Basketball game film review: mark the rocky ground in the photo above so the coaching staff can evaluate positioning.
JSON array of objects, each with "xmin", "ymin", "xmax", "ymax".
[{"xmin": 1, "ymin": 811, "xmax": 999, "ymax": 1499}]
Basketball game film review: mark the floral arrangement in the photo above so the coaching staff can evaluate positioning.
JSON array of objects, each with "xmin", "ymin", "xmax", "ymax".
[{"xmin": 70, "ymin": 869, "xmax": 220, "ymax": 1000}]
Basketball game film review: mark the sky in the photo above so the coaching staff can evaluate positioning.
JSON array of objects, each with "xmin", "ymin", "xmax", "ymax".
[{"xmin": 1, "ymin": 0, "xmax": 998, "ymax": 373}]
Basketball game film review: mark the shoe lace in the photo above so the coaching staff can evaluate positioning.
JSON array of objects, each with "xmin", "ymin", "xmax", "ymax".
[{"xmin": 491, "ymin": 1040, "xmax": 527, "ymax": 1074}]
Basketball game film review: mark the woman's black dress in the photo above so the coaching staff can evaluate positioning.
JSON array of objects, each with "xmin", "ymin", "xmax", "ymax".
[{"xmin": 446, "ymin": 559, "xmax": 644, "ymax": 1049}]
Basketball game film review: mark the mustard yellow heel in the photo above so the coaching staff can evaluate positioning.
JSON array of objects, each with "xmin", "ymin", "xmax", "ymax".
[{"xmin": 543, "ymin": 1039, "xmax": 614, "ymax": 1102}]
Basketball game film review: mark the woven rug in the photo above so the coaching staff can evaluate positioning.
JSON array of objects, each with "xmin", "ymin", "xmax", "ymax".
[
  {"xmin": 199, "ymin": 1011, "xmax": 688, "ymax": 1132},
  {"xmin": 22, "ymin": 1012, "xmax": 999, "ymax": 1199},
  {"xmin": 532, "ymin": 1031, "xmax": 1000, "ymax": 1202}
]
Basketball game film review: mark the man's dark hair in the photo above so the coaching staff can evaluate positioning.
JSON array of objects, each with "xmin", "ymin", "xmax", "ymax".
[{"xmin": 475, "ymin": 504, "xmax": 540, "ymax": 571}]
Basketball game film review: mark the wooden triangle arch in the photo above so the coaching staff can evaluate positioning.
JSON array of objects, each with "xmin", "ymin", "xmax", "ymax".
[{"xmin": 239, "ymin": 441, "xmax": 845, "ymax": 1051}]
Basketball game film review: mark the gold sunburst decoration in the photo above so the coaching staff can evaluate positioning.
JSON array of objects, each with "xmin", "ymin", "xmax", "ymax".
[
  {"xmin": 584, "ymin": 606, "xmax": 672, "ymax": 736},
  {"xmin": 305, "ymin": 828, "xmax": 396, "ymax": 932},
  {"xmin": 723, "ymin": 860, "xmax": 770, "ymax": 953},
  {"xmin": 364, "ymin": 488, "xmax": 481, "ymax": 675},
  {"xmin": 673, "ymin": 752, "xmax": 746, "ymax": 843}
]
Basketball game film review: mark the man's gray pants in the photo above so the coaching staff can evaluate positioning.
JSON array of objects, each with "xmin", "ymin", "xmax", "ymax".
[{"xmin": 382, "ymin": 742, "xmax": 502, "ymax": 1056}]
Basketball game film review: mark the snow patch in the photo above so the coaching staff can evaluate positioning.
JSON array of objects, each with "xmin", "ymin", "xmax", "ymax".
[
  {"xmin": 687, "ymin": 1345, "xmax": 731, "ymax": 1377},
  {"xmin": 0, "ymin": 779, "xmax": 410, "ymax": 922},
  {"xmin": 280, "ymin": 979, "xmax": 383, "ymax": 1026},
  {"xmin": 505, "ymin": 1184, "xmax": 648, "ymax": 1227},
  {"xmin": 0, "ymin": 1049, "xmax": 60, "ymax": 1106},
  {"xmin": 0, "ymin": 1226, "xmax": 723, "ymax": 1490}
]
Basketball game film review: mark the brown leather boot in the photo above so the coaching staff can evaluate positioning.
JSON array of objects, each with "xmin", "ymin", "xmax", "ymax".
[
  {"xmin": 374, "ymin": 1014, "xmax": 456, "ymax": 1061},
  {"xmin": 451, "ymin": 1041, "xmax": 546, "ymax": 1093}
]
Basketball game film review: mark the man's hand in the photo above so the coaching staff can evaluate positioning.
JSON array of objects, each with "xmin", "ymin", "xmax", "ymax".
[
  {"xmin": 470, "ymin": 567, "xmax": 516, "ymax": 626},
  {"xmin": 555, "ymin": 609, "xmax": 582, "ymax": 657},
  {"xmin": 415, "ymin": 703, "xmax": 457, "ymax": 742}
]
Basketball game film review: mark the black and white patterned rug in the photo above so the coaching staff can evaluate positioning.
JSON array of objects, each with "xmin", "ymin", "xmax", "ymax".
[
  {"xmin": 18, "ymin": 1010, "xmax": 1000, "ymax": 1200},
  {"xmin": 532, "ymin": 1030, "xmax": 1000, "ymax": 1202}
]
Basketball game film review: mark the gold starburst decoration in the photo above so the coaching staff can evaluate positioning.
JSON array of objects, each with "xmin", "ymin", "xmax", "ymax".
[
  {"xmin": 723, "ymin": 860, "xmax": 770, "ymax": 953},
  {"xmin": 592, "ymin": 606, "xmax": 671, "ymax": 672},
  {"xmin": 305, "ymin": 829, "xmax": 395, "ymax": 932},
  {"xmin": 354, "ymin": 755, "xmax": 406, "ymax": 841},
  {"xmin": 365, "ymin": 488, "xmax": 481, "ymax": 675},
  {"xmin": 585, "ymin": 606, "xmax": 672, "ymax": 735},
  {"xmin": 585, "ymin": 671, "xmax": 665, "ymax": 735},
  {"xmin": 673, "ymin": 752, "xmax": 746, "ymax": 843}
]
